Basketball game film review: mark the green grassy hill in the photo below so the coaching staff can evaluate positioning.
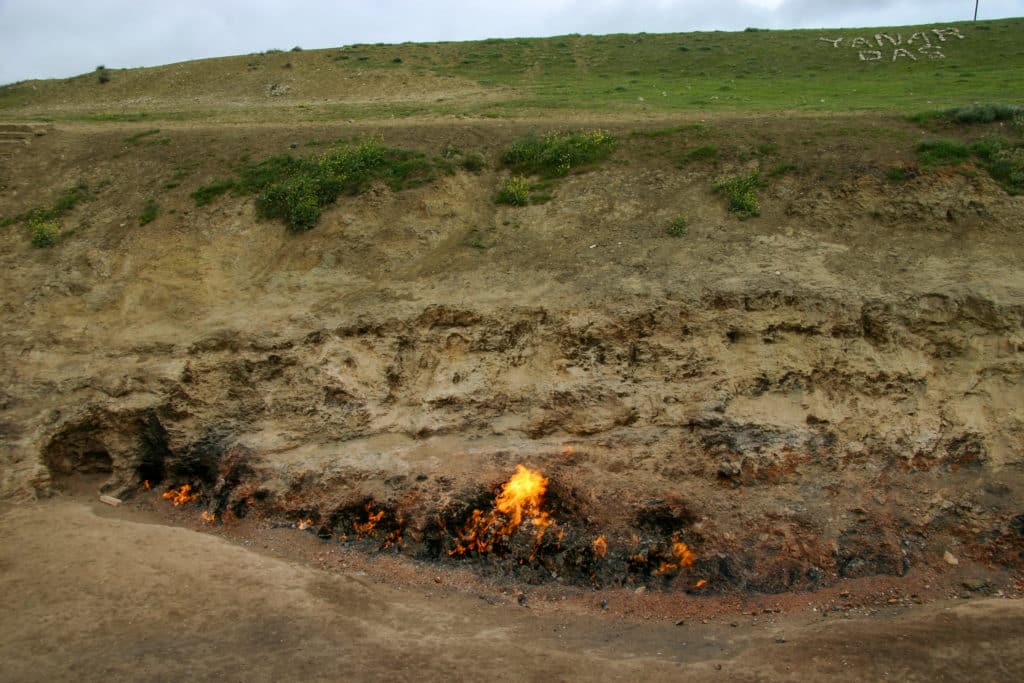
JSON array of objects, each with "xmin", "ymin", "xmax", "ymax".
[{"xmin": 0, "ymin": 18, "xmax": 1022, "ymax": 121}]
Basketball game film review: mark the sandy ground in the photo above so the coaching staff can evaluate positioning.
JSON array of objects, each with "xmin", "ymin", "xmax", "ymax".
[{"xmin": 1, "ymin": 495, "xmax": 1023, "ymax": 683}]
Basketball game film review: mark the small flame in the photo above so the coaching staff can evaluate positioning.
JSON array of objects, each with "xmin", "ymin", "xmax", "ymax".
[
  {"xmin": 162, "ymin": 484, "xmax": 200, "ymax": 506},
  {"xmin": 451, "ymin": 465, "xmax": 555, "ymax": 556},
  {"xmin": 655, "ymin": 534, "xmax": 696, "ymax": 575},
  {"xmin": 592, "ymin": 534, "xmax": 608, "ymax": 559},
  {"xmin": 695, "ymin": 579, "xmax": 709, "ymax": 589},
  {"xmin": 382, "ymin": 515, "xmax": 404, "ymax": 550},
  {"xmin": 297, "ymin": 518, "xmax": 314, "ymax": 531},
  {"xmin": 201, "ymin": 511, "xmax": 216, "ymax": 523},
  {"xmin": 353, "ymin": 503, "xmax": 385, "ymax": 538},
  {"xmin": 143, "ymin": 480, "xmax": 151, "ymax": 491}
]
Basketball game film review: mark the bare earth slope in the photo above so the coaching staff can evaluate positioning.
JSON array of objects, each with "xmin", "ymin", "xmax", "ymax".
[
  {"xmin": 1, "ymin": 116, "xmax": 1022, "ymax": 595},
  {"xmin": 1, "ymin": 23, "xmax": 1024, "ymax": 677}
]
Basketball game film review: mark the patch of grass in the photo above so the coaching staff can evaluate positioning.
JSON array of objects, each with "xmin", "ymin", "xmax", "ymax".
[
  {"xmin": 631, "ymin": 124, "xmax": 706, "ymax": 138},
  {"xmin": 666, "ymin": 214, "xmax": 688, "ymax": 237},
  {"xmin": 139, "ymin": 199, "xmax": 160, "ymax": 225},
  {"xmin": 501, "ymin": 129, "xmax": 616, "ymax": 177},
  {"xmin": 124, "ymin": 128, "xmax": 161, "ymax": 144},
  {"xmin": 713, "ymin": 171, "xmax": 762, "ymax": 219},
  {"xmin": 971, "ymin": 137, "xmax": 1024, "ymax": 194},
  {"xmin": 915, "ymin": 139, "xmax": 970, "ymax": 166},
  {"xmin": 496, "ymin": 175, "xmax": 530, "ymax": 206},
  {"xmin": 884, "ymin": 165, "xmax": 918, "ymax": 182},
  {"xmin": 677, "ymin": 145, "xmax": 718, "ymax": 166},
  {"xmin": 29, "ymin": 217, "xmax": 61, "ymax": 248},
  {"xmin": 767, "ymin": 162, "xmax": 796, "ymax": 177},
  {"xmin": 193, "ymin": 139, "xmax": 439, "ymax": 231},
  {"xmin": 191, "ymin": 180, "xmax": 235, "ymax": 207},
  {"xmin": 911, "ymin": 136, "xmax": 1023, "ymax": 194}
]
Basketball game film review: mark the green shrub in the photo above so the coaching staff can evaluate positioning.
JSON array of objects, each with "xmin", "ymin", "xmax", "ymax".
[
  {"xmin": 96, "ymin": 65, "xmax": 110, "ymax": 84},
  {"xmin": 677, "ymin": 145, "xmax": 718, "ymax": 166},
  {"xmin": 501, "ymin": 129, "xmax": 616, "ymax": 177},
  {"xmin": 29, "ymin": 217, "xmax": 60, "ymax": 248},
  {"xmin": 915, "ymin": 139, "xmax": 971, "ymax": 166},
  {"xmin": 713, "ymin": 172, "xmax": 762, "ymax": 219},
  {"xmin": 2, "ymin": 183, "xmax": 89, "ymax": 229},
  {"xmin": 193, "ymin": 139, "xmax": 439, "ymax": 231},
  {"xmin": 496, "ymin": 175, "xmax": 530, "ymax": 206},
  {"xmin": 666, "ymin": 214, "xmax": 688, "ymax": 237},
  {"xmin": 945, "ymin": 103, "xmax": 1024, "ymax": 124},
  {"xmin": 139, "ymin": 199, "xmax": 159, "ymax": 225},
  {"xmin": 460, "ymin": 151, "xmax": 486, "ymax": 172}
]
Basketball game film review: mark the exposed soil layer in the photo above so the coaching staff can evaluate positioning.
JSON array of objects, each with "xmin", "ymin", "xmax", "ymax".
[{"xmin": 1, "ymin": 117, "xmax": 1023, "ymax": 600}]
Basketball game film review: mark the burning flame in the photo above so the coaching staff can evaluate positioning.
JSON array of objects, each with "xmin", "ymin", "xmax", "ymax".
[
  {"xmin": 162, "ymin": 484, "xmax": 200, "ymax": 506},
  {"xmin": 353, "ymin": 503, "xmax": 385, "ymax": 538},
  {"xmin": 143, "ymin": 480, "xmax": 151, "ymax": 491},
  {"xmin": 451, "ymin": 465, "xmax": 555, "ymax": 556},
  {"xmin": 592, "ymin": 534, "xmax": 608, "ymax": 559},
  {"xmin": 297, "ymin": 518, "xmax": 314, "ymax": 531},
  {"xmin": 695, "ymin": 579, "xmax": 709, "ymax": 589},
  {"xmin": 201, "ymin": 511, "xmax": 216, "ymax": 523},
  {"xmin": 655, "ymin": 534, "xmax": 696, "ymax": 575},
  {"xmin": 382, "ymin": 516, "xmax": 404, "ymax": 550}
]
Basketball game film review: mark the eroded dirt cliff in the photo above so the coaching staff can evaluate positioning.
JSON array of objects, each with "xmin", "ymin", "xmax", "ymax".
[{"xmin": 1, "ymin": 116, "xmax": 1022, "ymax": 594}]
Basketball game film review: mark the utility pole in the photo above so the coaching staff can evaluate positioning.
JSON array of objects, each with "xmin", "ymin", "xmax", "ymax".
[{"xmin": 974, "ymin": 0, "xmax": 979, "ymax": 21}]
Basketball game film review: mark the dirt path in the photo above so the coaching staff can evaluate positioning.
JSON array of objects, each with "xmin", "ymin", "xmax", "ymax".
[{"xmin": 2, "ymin": 498, "xmax": 1022, "ymax": 682}]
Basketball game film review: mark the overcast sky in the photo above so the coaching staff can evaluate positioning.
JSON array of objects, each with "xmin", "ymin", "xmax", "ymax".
[{"xmin": 0, "ymin": 0, "xmax": 1019, "ymax": 85}]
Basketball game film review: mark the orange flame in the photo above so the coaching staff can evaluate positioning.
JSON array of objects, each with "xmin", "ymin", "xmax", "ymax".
[
  {"xmin": 162, "ymin": 484, "xmax": 200, "ymax": 506},
  {"xmin": 695, "ymin": 579, "xmax": 709, "ymax": 589},
  {"xmin": 451, "ymin": 465, "xmax": 555, "ymax": 556},
  {"xmin": 655, "ymin": 534, "xmax": 696, "ymax": 575},
  {"xmin": 382, "ymin": 516, "xmax": 404, "ymax": 550},
  {"xmin": 353, "ymin": 503, "xmax": 384, "ymax": 538},
  {"xmin": 143, "ymin": 480, "xmax": 151, "ymax": 491},
  {"xmin": 592, "ymin": 534, "xmax": 608, "ymax": 559},
  {"xmin": 201, "ymin": 511, "xmax": 216, "ymax": 523},
  {"xmin": 297, "ymin": 518, "xmax": 314, "ymax": 531}
]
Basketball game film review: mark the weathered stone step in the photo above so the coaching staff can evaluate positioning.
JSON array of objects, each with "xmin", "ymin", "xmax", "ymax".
[{"xmin": 0, "ymin": 131, "xmax": 31, "ymax": 140}]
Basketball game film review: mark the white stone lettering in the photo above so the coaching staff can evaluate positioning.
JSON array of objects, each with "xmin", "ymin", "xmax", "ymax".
[
  {"xmin": 817, "ymin": 26, "xmax": 964, "ymax": 63},
  {"xmin": 906, "ymin": 31, "xmax": 932, "ymax": 46},
  {"xmin": 932, "ymin": 28, "xmax": 965, "ymax": 41}
]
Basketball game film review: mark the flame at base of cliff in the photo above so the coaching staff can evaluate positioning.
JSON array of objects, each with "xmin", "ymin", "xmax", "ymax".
[{"xmin": 450, "ymin": 465, "xmax": 556, "ymax": 557}]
